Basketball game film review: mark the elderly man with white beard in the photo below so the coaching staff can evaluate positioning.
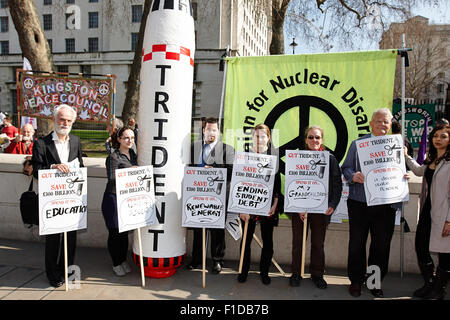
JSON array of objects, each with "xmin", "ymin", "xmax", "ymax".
[{"xmin": 32, "ymin": 104, "xmax": 84, "ymax": 288}]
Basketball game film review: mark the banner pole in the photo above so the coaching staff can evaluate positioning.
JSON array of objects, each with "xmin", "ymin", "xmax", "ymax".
[
  {"xmin": 301, "ymin": 214, "xmax": 308, "ymax": 278},
  {"xmin": 400, "ymin": 33, "xmax": 406, "ymax": 279},
  {"xmin": 137, "ymin": 228, "xmax": 146, "ymax": 287},
  {"xmin": 64, "ymin": 232, "xmax": 68, "ymax": 291},
  {"xmin": 202, "ymin": 228, "xmax": 206, "ymax": 288},
  {"xmin": 218, "ymin": 45, "xmax": 229, "ymax": 131},
  {"xmin": 238, "ymin": 219, "xmax": 249, "ymax": 274}
]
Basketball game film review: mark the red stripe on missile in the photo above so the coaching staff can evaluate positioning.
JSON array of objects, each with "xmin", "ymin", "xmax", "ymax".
[
  {"xmin": 180, "ymin": 46, "xmax": 190, "ymax": 57},
  {"xmin": 152, "ymin": 44, "xmax": 166, "ymax": 52},
  {"xmin": 143, "ymin": 53, "xmax": 152, "ymax": 61},
  {"xmin": 166, "ymin": 52, "xmax": 180, "ymax": 60}
]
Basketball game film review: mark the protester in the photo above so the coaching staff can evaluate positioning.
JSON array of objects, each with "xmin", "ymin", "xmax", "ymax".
[
  {"xmin": 289, "ymin": 126, "xmax": 342, "ymax": 289},
  {"xmin": 1, "ymin": 114, "xmax": 18, "ymax": 139},
  {"xmin": 237, "ymin": 124, "xmax": 283, "ymax": 285},
  {"xmin": 186, "ymin": 117, "xmax": 235, "ymax": 274},
  {"xmin": 22, "ymin": 155, "xmax": 33, "ymax": 176},
  {"xmin": 5, "ymin": 123, "xmax": 35, "ymax": 154},
  {"xmin": 101, "ymin": 126, "xmax": 137, "ymax": 277},
  {"xmin": 404, "ymin": 124, "xmax": 450, "ymax": 300},
  {"xmin": 32, "ymin": 104, "xmax": 84, "ymax": 288},
  {"xmin": 341, "ymin": 108, "xmax": 398, "ymax": 298},
  {"xmin": 128, "ymin": 117, "xmax": 139, "ymax": 148},
  {"xmin": 105, "ymin": 117, "xmax": 123, "ymax": 154}
]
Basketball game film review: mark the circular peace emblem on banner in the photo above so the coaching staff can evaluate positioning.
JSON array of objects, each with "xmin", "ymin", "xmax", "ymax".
[
  {"xmin": 98, "ymin": 83, "xmax": 110, "ymax": 96},
  {"xmin": 264, "ymin": 95, "xmax": 348, "ymax": 173},
  {"xmin": 23, "ymin": 78, "xmax": 34, "ymax": 89}
]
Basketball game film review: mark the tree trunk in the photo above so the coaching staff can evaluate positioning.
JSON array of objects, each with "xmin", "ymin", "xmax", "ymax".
[
  {"xmin": 121, "ymin": 0, "xmax": 152, "ymax": 126},
  {"xmin": 8, "ymin": 0, "xmax": 54, "ymax": 137},
  {"xmin": 270, "ymin": 0, "xmax": 290, "ymax": 55}
]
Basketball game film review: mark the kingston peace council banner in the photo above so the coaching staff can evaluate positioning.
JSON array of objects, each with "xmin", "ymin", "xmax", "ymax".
[{"xmin": 17, "ymin": 70, "xmax": 115, "ymax": 123}]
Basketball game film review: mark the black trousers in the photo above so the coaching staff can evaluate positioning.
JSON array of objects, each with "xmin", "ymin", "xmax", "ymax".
[
  {"xmin": 107, "ymin": 228, "xmax": 129, "ymax": 267},
  {"xmin": 347, "ymin": 199, "xmax": 396, "ymax": 284},
  {"xmin": 45, "ymin": 231, "xmax": 77, "ymax": 282},
  {"xmin": 240, "ymin": 218, "xmax": 274, "ymax": 275},
  {"xmin": 191, "ymin": 228, "xmax": 225, "ymax": 265},
  {"xmin": 415, "ymin": 206, "xmax": 450, "ymax": 271}
]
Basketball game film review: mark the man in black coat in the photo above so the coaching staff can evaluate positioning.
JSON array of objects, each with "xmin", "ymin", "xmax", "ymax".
[
  {"xmin": 32, "ymin": 104, "xmax": 84, "ymax": 288},
  {"xmin": 187, "ymin": 117, "xmax": 235, "ymax": 274}
]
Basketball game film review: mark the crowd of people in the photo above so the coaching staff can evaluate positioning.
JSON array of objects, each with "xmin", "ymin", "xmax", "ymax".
[{"xmin": 6, "ymin": 103, "xmax": 449, "ymax": 300}]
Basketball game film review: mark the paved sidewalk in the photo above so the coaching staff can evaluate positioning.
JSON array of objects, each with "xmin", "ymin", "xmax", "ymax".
[{"xmin": 1, "ymin": 238, "xmax": 439, "ymax": 302}]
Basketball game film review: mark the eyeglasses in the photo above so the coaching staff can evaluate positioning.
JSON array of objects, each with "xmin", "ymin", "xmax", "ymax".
[
  {"xmin": 307, "ymin": 135, "xmax": 322, "ymax": 140},
  {"xmin": 121, "ymin": 136, "xmax": 135, "ymax": 141}
]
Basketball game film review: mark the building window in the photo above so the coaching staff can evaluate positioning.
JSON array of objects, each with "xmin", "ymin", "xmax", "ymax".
[
  {"xmin": 66, "ymin": 0, "xmax": 75, "ymax": 4},
  {"xmin": 437, "ymin": 84, "xmax": 444, "ymax": 93},
  {"xmin": 131, "ymin": 33, "xmax": 139, "ymax": 51},
  {"xmin": 89, "ymin": 0, "xmax": 98, "ymax": 2},
  {"xmin": 43, "ymin": 14, "xmax": 52, "ymax": 31},
  {"xmin": 80, "ymin": 65, "xmax": 91, "ymax": 77},
  {"xmin": 0, "ymin": 16, "xmax": 7, "ymax": 32},
  {"xmin": 88, "ymin": 12, "xmax": 99, "ymax": 29},
  {"xmin": 88, "ymin": 37, "xmax": 99, "ymax": 52},
  {"xmin": 47, "ymin": 39, "xmax": 52, "ymax": 52},
  {"xmin": 57, "ymin": 65, "xmax": 69, "ymax": 73},
  {"xmin": 44, "ymin": 0, "xmax": 52, "ymax": 5},
  {"xmin": 0, "ymin": 0, "xmax": 8, "ymax": 9},
  {"xmin": 1, "ymin": 41, "xmax": 9, "ymax": 54},
  {"xmin": 131, "ymin": 5, "xmax": 143, "ymax": 23},
  {"xmin": 65, "ymin": 38, "xmax": 75, "ymax": 53}
]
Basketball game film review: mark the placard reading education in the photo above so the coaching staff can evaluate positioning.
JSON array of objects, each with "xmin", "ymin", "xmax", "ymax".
[
  {"xmin": 284, "ymin": 150, "xmax": 330, "ymax": 213},
  {"xmin": 38, "ymin": 168, "xmax": 87, "ymax": 235},
  {"xmin": 228, "ymin": 151, "xmax": 276, "ymax": 216},
  {"xmin": 356, "ymin": 134, "xmax": 409, "ymax": 206},
  {"xmin": 182, "ymin": 167, "xmax": 227, "ymax": 229},
  {"xmin": 115, "ymin": 165, "xmax": 157, "ymax": 233}
]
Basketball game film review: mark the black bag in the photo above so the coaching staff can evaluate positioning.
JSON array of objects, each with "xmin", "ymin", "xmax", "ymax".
[{"xmin": 19, "ymin": 179, "xmax": 39, "ymax": 226}]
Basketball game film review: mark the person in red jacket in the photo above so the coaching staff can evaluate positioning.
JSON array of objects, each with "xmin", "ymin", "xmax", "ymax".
[
  {"xmin": 1, "ymin": 115, "xmax": 18, "ymax": 139},
  {"xmin": 5, "ymin": 123, "xmax": 35, "ymax": 154}
]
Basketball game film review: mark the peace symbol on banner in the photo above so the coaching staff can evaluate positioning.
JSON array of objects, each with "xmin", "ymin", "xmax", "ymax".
[{"xmin": 264, "ymin": 95, "xmax": 348, "ymax": 174}]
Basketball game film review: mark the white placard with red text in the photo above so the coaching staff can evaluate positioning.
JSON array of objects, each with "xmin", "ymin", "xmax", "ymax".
[
  {"xmin": 115, "ymin": 165, "xmax": 157, "ymax": 233},
  {"xmin": 284, "ymin": 150, "xmax": 330, "ymax": 213},
  {"xmin": 356, "ymin": 134, "xmax": 409, "ymax": 206},
  {"xmin": 182, "ymin": 166, "xmax": 227, "ymax": 229},
  {"xmin": 38, "ymin": 168, "xmax": 87, "ymax": 235},
  {"xmin": 227, "ymin": 152, "xmax": 276, "ymax": 216}
]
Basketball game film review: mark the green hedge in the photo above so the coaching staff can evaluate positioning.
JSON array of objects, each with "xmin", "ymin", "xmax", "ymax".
[{"xmin": 71, "ymin": 129, "xmax": 109, "ymax": 140}]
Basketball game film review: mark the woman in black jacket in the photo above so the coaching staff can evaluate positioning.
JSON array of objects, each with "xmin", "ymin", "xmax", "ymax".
[
  {"xmin": 289, "ymin": 125, "xmax": 342, "ymax": 289},
  {"xmin": 237, "ymin": 124, "xmax": 283, "ymax": 285}
]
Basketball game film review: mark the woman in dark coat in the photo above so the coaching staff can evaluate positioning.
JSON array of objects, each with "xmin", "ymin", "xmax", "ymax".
[
  {"xmin": 102, "ymin": 126, "xmax": 137, "ymax": 276},
  {"xmin": 289, "ymin": 125, "xmax": 342, "ymax": 289},
  {"xmin": 237, "ymin": 124, "xmax": 283, "ymax": 285}
]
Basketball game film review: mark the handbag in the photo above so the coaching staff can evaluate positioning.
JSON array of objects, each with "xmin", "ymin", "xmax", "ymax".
[{"xmin": 19, "ymin": 178, "xmax": 39, "ymax": 226}]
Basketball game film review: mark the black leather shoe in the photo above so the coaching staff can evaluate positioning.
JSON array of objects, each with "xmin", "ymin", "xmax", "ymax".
[
  {"xmin": 311, "ymin": 275, "xmax": 328, "ymax": 289},
  {"xmin": 289, "ymin": 274, "xmax": 302, "ymax": 287},
  {"xmin": 237, "ymin": 273, "xmax": 248, "ymax": 283},
  {"xmin": 212, "ymin": 261, "xmax": 222, "ymax": 274},
  {"xmin": 260, "ymin": 273, "xmax": 271, "ymax": 285},
  {"xmin": 370, "ymin": 289, "xmax": 384, "ymax": 298},
  {"xmin": 349, "ymin": 283, "xmax": 361, "ymax": 297},
  {"xmin": 49, "ymin": 279, "xmax": 64, "ymax": 288}
]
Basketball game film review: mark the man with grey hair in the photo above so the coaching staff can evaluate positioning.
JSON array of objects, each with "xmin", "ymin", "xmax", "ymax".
[
  {"xmin": 342, "ymin": 108, "xmax": 398, "ymax": 298},
  {"xmin": 32, "ymin": 104, "xmax": 84, "ymax": 288}
]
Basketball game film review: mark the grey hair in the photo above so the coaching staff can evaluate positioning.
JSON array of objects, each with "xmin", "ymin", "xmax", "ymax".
[
  {"xmin": 21, "ymin": 123, "xmax": 35, "ymax": 133},
  {"xmin": 371, "ymin": 108, "xmax": 393, "ymax": 121},
  {"xmin": 54, "ymin": 104, "xmax": 77, "ymax": 122}
]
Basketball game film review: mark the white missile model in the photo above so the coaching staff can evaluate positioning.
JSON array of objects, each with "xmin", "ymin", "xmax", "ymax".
[{"xmin": 134, "ymin": 0, "xmax": 195, "ymax": 278}]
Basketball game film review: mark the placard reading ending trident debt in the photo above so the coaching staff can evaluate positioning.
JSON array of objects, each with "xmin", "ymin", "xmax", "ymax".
[{"xmin": 228, "ymin": 151, "xmax": 276, "ymax": 216}]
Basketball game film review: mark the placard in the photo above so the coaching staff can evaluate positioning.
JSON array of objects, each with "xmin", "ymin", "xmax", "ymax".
[
  {"xmin": 284, "ymin": 150, "xmax": 330, "ymax": 213},
  {"xmin": 356, "ymin": 134, "xmax": 409, "ymax": 206},
  {"xmin": 182, "ymin": 167, "xmax": 227, "ymax": 229},
  {"xmin": 228, "ymin": 151, "xmax": 276, "ymax": 216},
  {"xmin": 38, "ymin": 168, "xmax": 87, "ymax": 235},
  {"xmin": 115, "ymin": 165, "xmax": 157, "ymax": 233},
  {"xmin": 331, "ymin": 175, "xmax": 349, "ymax": 223}
]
